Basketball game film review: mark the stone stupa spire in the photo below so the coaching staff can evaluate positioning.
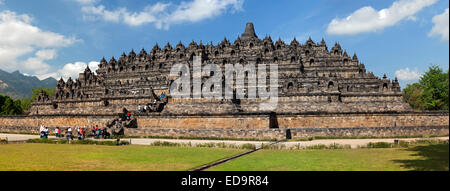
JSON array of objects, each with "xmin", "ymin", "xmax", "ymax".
[{"xmin": 241, "ymin": 22, "xmax": 258, "ymax": 40}]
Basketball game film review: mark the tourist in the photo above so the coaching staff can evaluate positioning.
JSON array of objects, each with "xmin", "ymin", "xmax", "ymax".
[
  {"xmin": 138, "ymin": 105, "xmax": 142, "ymax": 113},
  {"xmin": 96, "ymin": 127, "xmax": 101, "ymax": 139},
  {"xmin": 105, "ymin": 128, "xmax": 110, "ymax": 139},
  {"xmin": 77, "ymin": 127, "xmax": 81, "ymax": 138},
  {"xmin": 66, "ymin": 127, "xmax": 73, "ymax": 141},
  {"xmin": 127, "ymin": 111, "xmax": 131, "ymax": 120},
  {"xmin": 91, "ymin": 126, "xmax": 96, "ymax": 137},
  {"xmin": 55, "ymin": 127, "xmax": 61, "ymax": 138},
  {"xmin": 39, "ymin": 125, "xmax": 45, "ymax": 138},
  {"xmin": 102, "ymin": 127, "xmax": 109, "ymax": 139},
  {"xmin": 80, "ymin": 128, "xmax": 85, "ymax": 140},
  {"xmin": 143, "ymin": 105, "xmax": 148, "ymax": 113},
  {"xmin": 43, "ymin": 126, "xmax": 49, "ymax": 139}
]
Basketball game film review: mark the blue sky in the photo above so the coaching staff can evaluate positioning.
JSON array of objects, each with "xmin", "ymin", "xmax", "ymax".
[{"xmin": 0, "ymin": 0, "xmax": 448, "ymax": 88}]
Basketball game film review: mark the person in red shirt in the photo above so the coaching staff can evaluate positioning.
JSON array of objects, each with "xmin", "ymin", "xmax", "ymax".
[{"xmin": 80, "ymin": 128, "xmax": 85, "ymax": 140}]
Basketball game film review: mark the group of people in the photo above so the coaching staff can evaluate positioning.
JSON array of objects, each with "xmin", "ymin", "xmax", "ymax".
[
  {"xmin": 91, "ymin": 125, "xmax": 110, "ymax": 139},
  {"xmin": 40, "ymin": 125, "xmax": 108, "ymax": 140},
  {"xmin": 137, "ymin": 93, "xmax": 166, "ymax": 114},
  {"xmin": 39, "ymin": 125, "xmax": 49, "ymax": 139},
  {"xmin": 55, "ymin": 127, "xmax": 85, "ymax": 141}
]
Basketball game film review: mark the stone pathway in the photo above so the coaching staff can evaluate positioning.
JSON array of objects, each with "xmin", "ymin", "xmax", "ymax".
[
  {"xmin": 0, "ymin": 134, "xmax": 55, "ymax": 142},
  {"xmin": 1, "ymin": 133, "xmax": 448, "ymax": 148}
]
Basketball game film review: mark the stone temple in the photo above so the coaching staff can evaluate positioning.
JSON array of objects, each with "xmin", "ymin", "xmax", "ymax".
[
  {"xmin": 1, "ymin": 23, "xmax": 448, "ymax": 140},
  {"xmin": 29, "ymin": 23, "xmax": 408, "ymax": 115}
]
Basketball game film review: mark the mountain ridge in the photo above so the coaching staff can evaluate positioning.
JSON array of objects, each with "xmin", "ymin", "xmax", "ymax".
[{"xmin": 0, "ymin": 69, "xmax": 57, "ymax": 99}]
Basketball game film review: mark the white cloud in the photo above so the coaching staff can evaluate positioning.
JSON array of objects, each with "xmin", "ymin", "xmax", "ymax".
[
  {"xmin": 79, "ymin": 0, "xmax": 243, "ymax": 29},
  {"xmin": 74, "ymin": 0, "xmax": 98, "ymax": 5},
  {"xmin": 395, "ymin": 68, "xmax": 422, "ymax": 81},
  {"xmin": 0, "ymin": 10, "xmax": 79, "ymax": 79},
  {"xmin": 22, "ymin": 49, "xmax": 56, "ymax": 76},
  {"xmin": 54, "ymin": 61, "xmax": 99, "ymax": 81},
  {"xmin": 428, "ymin": 8, "xmax": 449, "ymax": 41},
  {"xmin": 327, "ymin": 0, "xmax": 437, "ymax": 35}
]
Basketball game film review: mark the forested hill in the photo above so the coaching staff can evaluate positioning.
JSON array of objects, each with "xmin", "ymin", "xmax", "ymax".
[{"xmin": 0, "ymin": 69, "xmax": 57, "ymax": 99}]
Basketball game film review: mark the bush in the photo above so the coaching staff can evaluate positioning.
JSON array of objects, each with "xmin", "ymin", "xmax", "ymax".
[
  {"xmin": 303, "ymin": 143, "xmax": 351, "ymax": 150},
  {"xmin": 26, "ymin": 138, "xmax": 56, "ymax": 144},
  {"xmin": 240, "ymin": 143, "xmax": 256, "ymax": 150},
  {"xmin": 398, "ymin": 141, "xmax": 410, "ymax": 148},
  {"xmin": 196, "ymin": 143, "xmax": 217, "ymax": 148},
  {"xmin": 150, "ymin": 141, "xmax": 181, "ymax": 147},
  {"xmin": 25, "ymin": 138, "xmax": 129, "ymax": 146},
  {"xmin": 367, "ymin": 142, "xmax": 393, "ymax": 148}
]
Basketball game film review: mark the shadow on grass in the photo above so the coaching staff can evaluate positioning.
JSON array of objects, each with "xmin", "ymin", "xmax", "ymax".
[{"xmin": 393, "ymin": 144, "xmax": 449, "ymax": 171}]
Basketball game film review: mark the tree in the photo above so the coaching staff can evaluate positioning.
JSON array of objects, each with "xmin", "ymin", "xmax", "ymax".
[
  {"xmin": 30, "ymin": 87, "xmax": 54, "ymax": 101},
  {"xmin": 20, "ymin": 87, "xmax": 55, "ymax": 112},
  {"xmin": 403, "ymin": 83, "xmax": 425, "ymax": 110},
  {"xmin": 402, "ymin": 65, "xmax": 449, "ymax": 111},
  {"xmin": 0, "ymin": 94, "xmax": 24, "ymax": 115}
]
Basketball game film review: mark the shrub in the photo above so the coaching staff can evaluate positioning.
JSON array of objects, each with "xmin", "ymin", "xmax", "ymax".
[
  {"xmin": 306, "ymin": 144, "xmax": 327, "ymax": 150},
  {"xmin": 398, "ymin": 141, "xmax": 410, "ymax": 148},
  {"xmin": 196, "ymin": 143, "xmax": 216, "ymax": 148},
  {"xmin": 240, "ymin": 143, "xmax": 256, "ymax": 150},
  {"xmin": 25, "ymin": 138, "xmax": 129, "ymax": 146},
  {"xmin": 26, "ymin": 138, "xmax": 56, "ymax": 144},
  {"xmin": 367, "ymin": 142, "xmax": 393, "ymax": 148},
  {"xmin": 150, "ymin": 141, "xmax": 181, "ymax": 147}
]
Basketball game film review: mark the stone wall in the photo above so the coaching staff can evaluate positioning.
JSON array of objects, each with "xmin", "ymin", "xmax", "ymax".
[
  {"xmin": 0, "ymin": 111, "xmax": 448, "ymax": 140},
  {"xmin": 288, "ymin": 126, "xmax": 449, "ymax": 139},
  {"xmin": 276, "ymin": 112, "xmax": 449, "ymax": 129}
]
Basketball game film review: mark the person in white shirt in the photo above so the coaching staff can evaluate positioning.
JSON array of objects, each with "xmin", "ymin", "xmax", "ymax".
[
  {"xmin": 67, "ymin": 127, "xmax": 73, "ymax": 141},
  {"xmin": 39, "ymin": 125, "xmax": 44, "ymax": 133},
  {"xmin": 41, "ymin": 126, "xmax": 48, "ymax": 139},
  {"xmin": 39, "ymin": 125, "xmax": 45, "ymax": 138}
]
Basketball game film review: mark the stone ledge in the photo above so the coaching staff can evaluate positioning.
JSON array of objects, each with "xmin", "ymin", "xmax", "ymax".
[{"xmin": 3, "ymin": 110, "xmax": 446, "ymax": 118}]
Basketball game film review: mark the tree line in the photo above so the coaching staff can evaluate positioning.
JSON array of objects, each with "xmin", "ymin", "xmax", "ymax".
[
  {"xmin": 0, "ymin": 87, "xmax": 54, "ymax": 115},
  {"xmin": 402, "ymin": 65, "xmax": 448, "ymax": 111}
]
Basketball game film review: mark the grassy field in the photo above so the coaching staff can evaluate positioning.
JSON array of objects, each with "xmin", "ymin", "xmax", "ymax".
[
  {"xmin": 0, "ymin": 144, "xmax": 245, "ymax": 171},
  {"xmin": 0, "ymin": 143, "xmax": 448, "ymax": 171},
  {"xmin": 209, "ymin": 144, "xmax": 449, "ymax": 171}
]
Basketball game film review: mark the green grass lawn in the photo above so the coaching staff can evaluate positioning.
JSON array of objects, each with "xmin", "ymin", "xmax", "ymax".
[
  {"xmin": 208, "ymin": 144, "xmax": 449, "ymax": 171},
  {"xmin": 0, "ymin": 144, "xmax": 245, "ymax": 171},
  {"xmin": 1, "ymin": 143, "xmax": 447, "ymax": 171}
]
